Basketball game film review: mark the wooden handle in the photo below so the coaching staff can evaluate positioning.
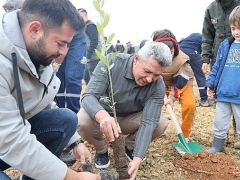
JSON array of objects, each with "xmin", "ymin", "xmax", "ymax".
[{"xmin": 166, "ymin": 104, "xmax": 182, "ymax": 134}]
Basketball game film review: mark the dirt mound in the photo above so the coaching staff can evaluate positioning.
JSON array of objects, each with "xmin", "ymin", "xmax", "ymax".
[{"xmin": 174, "ymin": 152, "xmax": 240, "ymax": 180}]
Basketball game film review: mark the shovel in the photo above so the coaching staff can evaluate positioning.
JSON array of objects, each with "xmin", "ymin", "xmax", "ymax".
[{"xmin": 166, "ymin": 104, "xmax": 204, "ymax": 156}]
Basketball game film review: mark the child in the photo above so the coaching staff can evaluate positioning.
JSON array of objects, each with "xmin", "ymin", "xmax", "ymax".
[
  {"xmin": 152, "ymin": 29, "xmax": 195, "ymax": 139},
  {"xmin": 207, "ymin": 5, "xmax": 240, "ymax": 153}
]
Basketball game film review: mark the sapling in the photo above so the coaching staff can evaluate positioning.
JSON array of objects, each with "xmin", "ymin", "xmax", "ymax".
[{"xmin": 93, "ymin": 0, "xmax": 130, "ymax": 179}]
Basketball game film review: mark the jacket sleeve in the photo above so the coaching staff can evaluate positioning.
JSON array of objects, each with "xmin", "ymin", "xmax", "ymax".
[
  {"xmin": 201, "ymin": 7, "xmax": 215, "ymax": 64},
  {"xmin": 81, "ymin": 61, "xmax": 108, "ymax": 119},
  {"xmin": 85, "ymin": 24, "xmax": 99, "ymax": 59},
  {"xmin": 133, "ymin": 79, "xmax": 165, "ymax": 159},
  {"xmin": 206, "ymin": 43, "xmax": 224, "ymax": 90},
  {"xmin": 0, "ymin": 72, "xmax": 67, "ymax": 180}
]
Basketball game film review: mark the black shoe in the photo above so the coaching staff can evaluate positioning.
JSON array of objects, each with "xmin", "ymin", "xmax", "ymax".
[
  {"xmin": 60, "ymin": 149, "xmax": 76, "ymax": 166},
  {"xmin": 125, "ymin": 147, "xmax": 133, "ymax": 161},
  {"xmin": 125, "ymin": 147, "xmax": 146, "ymax": 162},
  {"xmin": 95, "ymin": 151, "xmax": 110, "ymax": 169}
]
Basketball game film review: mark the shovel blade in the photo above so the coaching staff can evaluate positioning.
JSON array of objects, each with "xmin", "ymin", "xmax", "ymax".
[{"xmin": 173, "ymin": 141, "xmax": 204, "ymax": 156}]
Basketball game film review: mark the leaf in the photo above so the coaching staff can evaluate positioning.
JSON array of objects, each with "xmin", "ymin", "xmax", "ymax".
[
  {"xmin": 108, "ymin": 52, "xmax": 118, "ymax": 63},
  {"xmin": 102, "ymin": 13, "xmax": 110, "ymax": 28},
  {"xmin": 93, "ymin": 0, "xmax": 101, "ymax": 12},
  {"xmin": 107, "ymin": 33, "xmax": 115, "ymax": 44},
  {"xmin": 95, "ymin": 49, "xmax": 107, "ymax": 64},
  {"xmin": 109, "ymin": 63, "xmax": 114, "ymax": 70},
  {"xmin": 96, "ymin": 23, "xmax": 104, "ymax": 37}
]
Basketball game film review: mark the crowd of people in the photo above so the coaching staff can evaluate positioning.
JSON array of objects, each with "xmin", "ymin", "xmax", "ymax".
[{"xmin": 0, "ymin": 0, "xmax": 240, "ymax": 180}]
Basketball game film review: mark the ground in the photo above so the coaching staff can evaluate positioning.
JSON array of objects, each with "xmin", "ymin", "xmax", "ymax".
[{"xmin": 5, "ymin": 83, "xmax": 240, "ymax": 180}]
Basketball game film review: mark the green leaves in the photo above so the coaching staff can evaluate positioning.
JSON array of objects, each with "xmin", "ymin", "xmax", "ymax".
[{"xmin": 93, "ymin": 0, "xmax": 118, "ymax": 121}]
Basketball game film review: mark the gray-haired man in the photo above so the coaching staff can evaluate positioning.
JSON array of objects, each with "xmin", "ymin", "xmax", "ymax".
[{"xmin": 78, "ymin": 41, "xmax": 172, "ymax": 180}]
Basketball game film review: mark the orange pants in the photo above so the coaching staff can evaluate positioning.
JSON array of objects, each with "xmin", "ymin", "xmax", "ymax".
[{"xmin": 178, "ymin": 85, "xmax": 195, "ymax": 138}]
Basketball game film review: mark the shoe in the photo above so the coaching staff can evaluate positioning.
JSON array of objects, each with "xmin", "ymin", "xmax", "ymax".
[
  {"xmin": 60, "ymin": 149, "xmax": 76, "ymax": 166},
  {"xmin": 125, "ymin": 147, "xmax": 134, "ymax": 161},
  {"xmin": 125, "ymin": 147, "xmax": 146, "ymax": 161},
  {"xmin": 200, "ymin": 100, "xmax": 213, "ymax": 107},
  {"xmin": 95, "ymin": 151, "xmax": 110, "ymax": 169}
]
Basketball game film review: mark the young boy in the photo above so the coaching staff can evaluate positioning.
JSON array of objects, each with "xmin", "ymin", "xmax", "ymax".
[{"xmin": 207, "ymin": 5, "xmax": 240, "ymax": 153}]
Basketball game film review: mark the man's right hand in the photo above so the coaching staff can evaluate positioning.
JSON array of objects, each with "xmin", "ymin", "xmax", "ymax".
[
  {"xmin": 98, "ymin": 116, "xmax": 121, "ymax": 142},
  {"xmin": 64, "ymin": 168, "xmax": 100, "ymax": 180},
  {"xmin": 202, "ymin": 63, "xmax": 209, "ymax": 74}
]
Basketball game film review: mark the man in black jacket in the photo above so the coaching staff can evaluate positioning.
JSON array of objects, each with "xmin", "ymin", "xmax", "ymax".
[{"xmin": 78, "ymin": 8, "xmax": 102, "ymax": 84}]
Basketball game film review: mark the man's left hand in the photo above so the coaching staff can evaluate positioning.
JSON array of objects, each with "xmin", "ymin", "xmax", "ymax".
[
  {"xmin": 128, "ymin": 157, "xmax": 142, "ymax": 180},
  {"xmin": 71, "ymin": 143, "xmax": 91, "ymax": 171}
]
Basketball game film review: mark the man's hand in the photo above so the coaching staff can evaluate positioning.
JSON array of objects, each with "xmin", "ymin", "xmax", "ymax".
[
  {"xmin": 128, "ymin": 157, "xmax": 142, "ymax": 180},
  {"xmin": 99, "ymin": 116, "xmax": 121, "ymax": 142},
  {"xmin": 64, "ymin": 168, "xmax": 100, "ymax": 180},
  {"xmin": 207, "ymin": 87, "xmax": 215, "ymax": 99},
  {"xmin": 71, "ymin": 143, "xmax": 91, "ymax": 171},
  {"xmin": 202, "ymin": 63, "xmax": 209, "ymax": 74}
]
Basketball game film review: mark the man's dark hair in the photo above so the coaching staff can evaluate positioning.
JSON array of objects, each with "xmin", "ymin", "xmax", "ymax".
[
  {"xmin": 78, "ymin": 8, "xmax": 87, "ymax": 13},
  {"xmin": 19, "ymin": 0, "xmax": 85, "ymax": 33}
]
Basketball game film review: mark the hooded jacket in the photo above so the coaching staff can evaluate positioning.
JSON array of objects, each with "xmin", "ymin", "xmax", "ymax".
[
  {"xmin": 201, "ymin": 0, "xmax": 240, "ymax": 65},
  {"xmin": 0, "ymin": 11, "xmax": 79, "ymax": 180}
]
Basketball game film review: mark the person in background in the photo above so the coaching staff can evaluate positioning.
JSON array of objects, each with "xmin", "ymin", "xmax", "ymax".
[
  {"xmin": 126, "ymin": 41, "xmax": 135, "ymax": 54},
  {"xmin": 0, "ymin": 0, "xmax": 100, "ymax": 179},
  {"xmin": 55, "ymin": 33, "xmax": 87, "ymax": 114},
  {"xmin": 179, "ymin": 33, "xmax": 212, "ymax": 107},
  {"xmin": 115, "ymin": 39, "xmax": 125, "ymax": 53},
  {"xmin": 201, "ymin": 0, "xmax": 240, "ymax": 73},
  {"xmin": 152, "ymin": 29, "xmax": 195, "ymax": 140},
  {"xmin": 104, "ymin": 36, "xmax": 116, "ymax": 54},
  {"xmin": 78, "ymin": 8, "xmax": 102, "ymax": 84},
  {"xmin": 207, "ymin": 6, "xmax": 240, "ymax": 152},
  {"xmin": 77, "ymin": 42, "xmax": 172, "ymax": 180}
]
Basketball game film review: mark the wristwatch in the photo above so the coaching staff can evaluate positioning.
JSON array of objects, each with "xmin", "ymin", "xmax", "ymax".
[{"xmin": 68, "ymin": 139, "xmax": 84, "ymax": 150}]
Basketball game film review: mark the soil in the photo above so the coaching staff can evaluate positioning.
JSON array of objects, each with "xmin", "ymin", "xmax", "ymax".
[
  {"xmin": 5, "ymin": 83, "xmax": 240, "ymax": 180},
  {"xmin": 175, "ymin": 152, "xmax": 240, "ymax": 180}
]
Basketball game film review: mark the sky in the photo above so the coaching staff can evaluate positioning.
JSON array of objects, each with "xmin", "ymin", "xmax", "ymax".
[{"xmin": 0, "ymin": 0, "xmax": 213, "ymax": 45}]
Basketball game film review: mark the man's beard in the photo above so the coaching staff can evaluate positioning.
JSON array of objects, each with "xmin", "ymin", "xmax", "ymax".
[{"xmin": 27, "ymin": 37, "xmax": 61, "ymax": 69}]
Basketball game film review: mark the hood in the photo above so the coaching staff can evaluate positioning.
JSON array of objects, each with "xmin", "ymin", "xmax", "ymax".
[
  {"xmin": 0, "ymin": 10, "xmax": 39, "ymax": 77},
  {"xmin": 183, "ymin": 33, "xmax": 202, "ymax": 44}
]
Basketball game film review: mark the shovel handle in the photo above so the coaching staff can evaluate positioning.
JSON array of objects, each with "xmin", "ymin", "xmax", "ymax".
[{"xmin": 166, "ymin": 104, "xmax": 183, "ymax": 134}]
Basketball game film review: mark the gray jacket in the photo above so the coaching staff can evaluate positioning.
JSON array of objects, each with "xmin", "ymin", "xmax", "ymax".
[{"xmin": 0, "ymin": 11, "xmax": 79, "ymax": 180}]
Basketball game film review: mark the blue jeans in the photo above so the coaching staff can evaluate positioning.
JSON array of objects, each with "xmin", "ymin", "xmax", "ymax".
[
  {"xmin": 83, "ymin": 59, "xmax": 100, "ymax": 84},
  {"xmin": 56, "ymin": 33, "xmax": 87, "ymax": 113},
  {"xmin": 0, "ymin": 108, "xmax": 77, "ymax": 180},
  {"xmin": 181, "ymin": 48, "xmax": 208, "ymax": 101}
]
